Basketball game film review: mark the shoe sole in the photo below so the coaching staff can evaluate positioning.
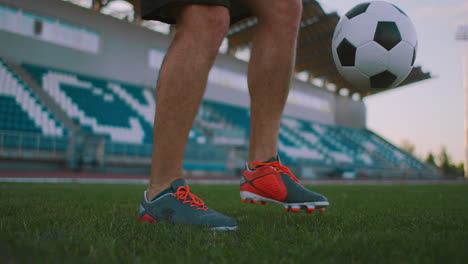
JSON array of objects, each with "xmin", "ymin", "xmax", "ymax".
[
  {"xmin": 210, "ymin": 226, "xmax": 238, "ymax": 231},
  {"xmin": 138, "ymin": 214, "xmax": 237, "ymax": 231},
  {"xmin": 240, "ymin": 191, "xmax": 329, "ymax": 213}
]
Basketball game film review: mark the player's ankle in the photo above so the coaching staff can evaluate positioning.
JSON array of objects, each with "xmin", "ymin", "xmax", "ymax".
[
  {"xmin": 146, "ymin": 181, "xmax": 173, "ymax": 201},
  {"xmin": 248, "ymin": 154, "xmax": 278, "ymax": 164}
]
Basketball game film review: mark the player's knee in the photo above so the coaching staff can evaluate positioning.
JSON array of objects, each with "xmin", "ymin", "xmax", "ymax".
[
  {"xmin": 202, "ymin": 8, "xmax": 230, "ymax": 49},
  {"xmin": 283, "ymin": 0, "xmax": 303, "ymax": 19},
  {"xmin": 259, "ymin": 0, "xmax": 302, "ymax": 33},
  {"xmin": 177, "ymin": 5, "xmax": 229, "ymax": 53}
]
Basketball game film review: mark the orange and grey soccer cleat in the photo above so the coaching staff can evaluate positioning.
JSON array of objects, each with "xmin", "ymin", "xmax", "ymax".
[
  {"xmin": 139, "ymin": 179, "xmax": 237, "ymax": 230},
  {"xmin": 240, "ymin": 156, "xmax": 329, "ymax": 213}
]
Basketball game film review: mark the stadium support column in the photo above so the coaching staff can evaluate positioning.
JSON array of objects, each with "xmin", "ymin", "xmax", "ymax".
[{"xmin": 456, "ymin": 25, "xmax": 468, "ymax": 178}]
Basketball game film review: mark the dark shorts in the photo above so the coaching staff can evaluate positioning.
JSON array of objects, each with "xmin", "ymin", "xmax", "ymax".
[{"xmin": 140, "ymin": 0, "xmax": 252, "ymax": 25}]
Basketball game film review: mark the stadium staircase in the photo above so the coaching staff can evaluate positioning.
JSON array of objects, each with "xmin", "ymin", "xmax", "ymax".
[{"xmin": 0, "ymin": 57, "xmax": 438, "ymax": 178}]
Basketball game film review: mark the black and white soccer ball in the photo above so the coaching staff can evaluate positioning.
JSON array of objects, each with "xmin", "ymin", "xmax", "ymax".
[{"xmin": 332, "ymin": 1, "xmax": 417, "ymax": 90}]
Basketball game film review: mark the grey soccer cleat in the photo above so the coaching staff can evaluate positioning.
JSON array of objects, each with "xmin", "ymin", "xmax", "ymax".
[{"xmin": 139, "ymin": 179, "xmax": 237, "ymax": 230}]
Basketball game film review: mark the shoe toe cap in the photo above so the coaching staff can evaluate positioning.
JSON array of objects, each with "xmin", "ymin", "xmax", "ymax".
[
  {"xmin": 286, "ymin": 188, "xmax": 329, "ymax": 204},
  {"xmin": 315, "ymin": 192, "xmax": 328, "ymax": 202},
  {"xmin": 306, "ymin": 190, "xmax": 328, "ymax": 202},
  {"xmin": 199, "ymin": 210, "xmax": 237, "ymax": 229}
]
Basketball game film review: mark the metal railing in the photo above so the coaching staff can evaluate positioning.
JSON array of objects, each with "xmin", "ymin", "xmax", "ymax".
[
  {"xmin": 102, "ymin": 140, "xmax": 245, "ymax": 170},
  {"xmin": 0, "ymin": 130, "xmax": 441, "ymax": 178},
  {"xmin": 0, "ymin": 130, "xmax": 69, "ymax": 160}
]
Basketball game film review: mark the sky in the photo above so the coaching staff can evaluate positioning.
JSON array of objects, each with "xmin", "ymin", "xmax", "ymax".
[{"xmin": 319, "ymin": 0, "xmax": 468, "ymax": 163}]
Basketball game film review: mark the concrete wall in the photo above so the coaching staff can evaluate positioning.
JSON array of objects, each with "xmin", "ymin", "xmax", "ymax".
[
  {"xmin": 0, "ymin": 0, "xmax": 167, "ymax": 87},
  {"xmin": 334, "ymin": 96, "xmax": 367, "ymax": 129},
  {"xmin": 0, "ymin": 0, "xmax": 366, "ymax": 128}
]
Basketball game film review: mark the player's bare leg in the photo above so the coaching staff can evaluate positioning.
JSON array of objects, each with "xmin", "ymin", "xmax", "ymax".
[
  {"xmin": 140, "ymin": 4, "xmax": 236, "ymax": 230},
  {"xmin": 146, "ymin": 5, "xmax": 229, "ymax": 200},
  {"xmin": 239, "ymin": 0, "xmax": 329, "ymax": 212},
  {"xmin": 243, "ymin": 0, "xmax": 302, "ymax": 163}
]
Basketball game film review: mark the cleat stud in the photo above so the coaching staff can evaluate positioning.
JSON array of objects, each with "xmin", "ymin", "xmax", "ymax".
[
  {"xmin": 319, "ymin": 208, "xmax": 326, "ymax": 213},
  {"xmin": 241, "ymin": 199, "xmax": 247, "ymax": 203},
  {"xmin": 284, "ymin": 208, "xmax": 289, "ymax": 211},
  {"xmin": 306, "ymin": 208, "xmax": 315, "ymax": 214},
  {"xmin": 291, "ymin": 208, "xmax": 301, "ymax": 212},
  {"xmin": 261, "ymin": 201, "xmax": 267, "ymax": 205},
  {"xmin": 250, "ymin": 200, "xmax": 258, "ymax": 204}
]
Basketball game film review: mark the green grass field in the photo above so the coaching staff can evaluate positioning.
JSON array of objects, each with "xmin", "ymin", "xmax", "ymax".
[{"xmin": 1, "ymin": 183, "xmax": 467, "ymax": 263}]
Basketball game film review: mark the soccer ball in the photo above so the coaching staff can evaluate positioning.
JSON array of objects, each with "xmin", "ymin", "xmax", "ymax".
[{"xmin": 332, "ymin": 1, "xmax": 417, "ymax": 90}]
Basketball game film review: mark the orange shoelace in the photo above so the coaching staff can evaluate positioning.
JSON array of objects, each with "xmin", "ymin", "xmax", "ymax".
[
  {"xmin": 171, "ymin": 186, "xmax": 209, "ymax": 211},
  {"xmin": 249, "ymin": 161, "xmax": 300, "ymax": 184}
]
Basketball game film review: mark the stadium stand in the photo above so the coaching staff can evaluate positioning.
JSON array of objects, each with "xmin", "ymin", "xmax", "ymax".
[
  {"xmin": 23, "ymin": 63, "xmax": 153, "ymax": 144},
  {"xmin": 0, "ymin": 58, "xmax": 68, "ymax": 157},
  {"xmin": 0, "ymin": 57, "xmax": 437, "ymax": 177},
  {"xmin": 202, "ymin": 99, "xmax": 434, "ymax": 175},
  {"xmin": 2, "ymin": 61, "xmax": 234, "ymax": 172}
]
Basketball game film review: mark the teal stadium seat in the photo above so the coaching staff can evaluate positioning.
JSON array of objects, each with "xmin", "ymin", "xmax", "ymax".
[
  {"xmin": 0, "ymin": 59, "xmax": 68, "ymax": 152},
  {"xmin": 23, "ymin": 63, "xmax": 154, "ymax": 145},
  {"xmin": 12, "ymin": 60, "xmax": 428, "ymax": 172}
]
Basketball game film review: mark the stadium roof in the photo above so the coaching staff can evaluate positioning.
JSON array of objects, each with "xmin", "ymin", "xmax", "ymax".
[{"xmin": 226, "ymin": 0, "xmax": 432, "ymax": 98}]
